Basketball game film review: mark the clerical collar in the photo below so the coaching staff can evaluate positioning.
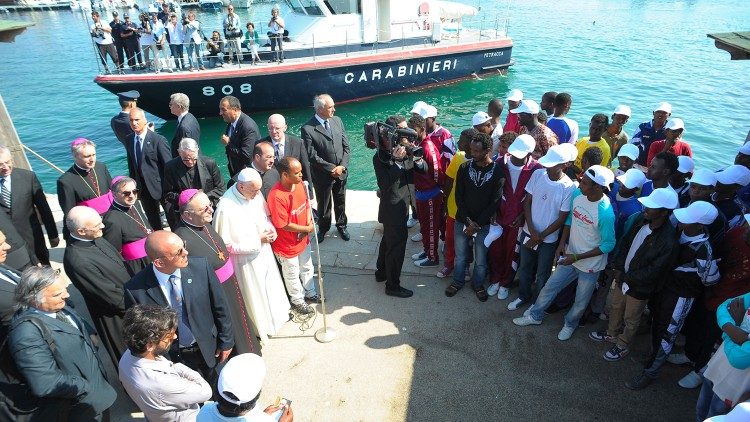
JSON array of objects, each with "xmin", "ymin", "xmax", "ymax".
[
  {"xmin": 74, "ymin": 164, "xmax": 91, "ymax": 174},
  {"xmin": 251, "ymin": 162, "xmax": 265, "ymax": 175},
  {"xmin": 112, "ymin": 201, "xmax": 131, "ymax": 211},
  {"xmin": 70, "ymin": 233, "xmax": 93, "ymax": 242},
  {"xmin": 181, "ymin": 219, "xmax": 204, "ymax": 230}
]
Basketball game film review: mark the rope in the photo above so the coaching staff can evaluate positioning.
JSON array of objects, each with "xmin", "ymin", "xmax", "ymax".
[{"xmin": 21, "ymin": 143, "xmax": 64, "ymax": 174}]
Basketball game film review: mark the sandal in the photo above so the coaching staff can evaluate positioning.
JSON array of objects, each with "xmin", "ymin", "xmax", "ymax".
[
  {"xmin": 474, "ymin": 287, "xmax": 489, "ymax": 302},
  {"xmin": 445, "ymin": 283, "xmax": 461, "ymax": 297}
]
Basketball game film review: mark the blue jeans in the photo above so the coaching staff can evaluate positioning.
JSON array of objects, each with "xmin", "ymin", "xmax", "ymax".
[
  {"xmin": 695, "ymin": 377, "xmax": 730, "ymax": 421},
  {"xmin": 453, "ymin": 221, "xmax": 489, "ymax": 289},
  {"xmin": 529, "ymin": 264, "xmax": 600, "ymax": 327},
  {"xmin": 186, "ymin": 41, "xmax": 204, "ymax": 68},
  {"xmin": 517, "ymin": 239, "xmax": 558, "ymax": 304}
]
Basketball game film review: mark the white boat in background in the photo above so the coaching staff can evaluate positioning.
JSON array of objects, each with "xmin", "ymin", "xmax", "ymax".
[
  {"xmin": 14, "ymin": 0, "xmax": 71, "ymax": 9},
  {"xmin": 199, "ymin": 0, "xmax": 221, "ymax": 11}
]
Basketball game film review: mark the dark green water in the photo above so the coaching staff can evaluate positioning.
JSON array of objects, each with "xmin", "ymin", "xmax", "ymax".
[{"xmin": 0, "ymin": 0, "xmax": 748, "ymax": 192}]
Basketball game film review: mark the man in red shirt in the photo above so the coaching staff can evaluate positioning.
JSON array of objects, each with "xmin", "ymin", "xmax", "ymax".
[
  {"xmin": 646, "ymin": 118, "xmax": 692, "ymax": 166},
  {"xmin": 503, "ymin": 89, "xmax": 523, "ymax": 134},
  {"xmin": 267, "ymin": 157, "xmax": 317, "ymax": 315}
]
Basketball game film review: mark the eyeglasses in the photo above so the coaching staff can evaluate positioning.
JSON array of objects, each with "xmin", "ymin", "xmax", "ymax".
[
  {"xmin": 188, "ymin": 204, "xmax": 212, "ymax": 214},
  {"xmin": 160, "ymin": 240, "xmax": 187, "ymax": 260},
  {"xmin": 120, "ymin": 189, "xmax": 139, "ymax": 196}
]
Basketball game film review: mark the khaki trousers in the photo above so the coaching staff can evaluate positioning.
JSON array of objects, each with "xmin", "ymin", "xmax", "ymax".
[{"xmin": 606, "ymin": 283, "xmax": 648, "ymax": 349}]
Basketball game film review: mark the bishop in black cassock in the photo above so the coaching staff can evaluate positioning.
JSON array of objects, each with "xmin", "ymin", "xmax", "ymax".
[
  {"xmin": 57, "ymin": 155, "xmax": 113, "ymax": 239},
  {"xmin": 103, "ymin": 179, "xmax": 153, "ymax": 276}
]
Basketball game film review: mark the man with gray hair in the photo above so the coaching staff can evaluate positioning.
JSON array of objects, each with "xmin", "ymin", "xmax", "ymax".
[
  {"xmin": 259, "ymin": 113, "xmax": 312, "ymax": 193},
  {"xmin": 163, "ymin": 138, "xmax": 225, "ymax": 228},
  {"xmin": 7, "ymin": 266, "xmax": 117, "ymax": 421},
  {"xmin": 169, "ymin": 93, "xmax": 201, "ymax": 157}
]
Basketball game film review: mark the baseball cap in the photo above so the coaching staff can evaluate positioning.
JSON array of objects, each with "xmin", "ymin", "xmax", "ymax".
[
  {"xmin": 616, "ymin": 168, "xmax": 647, "ymax": 190},
  {"xmin": 655, "ymin": 102, "xmax": 672, "ymax": 114},
  {"xmin": 613, "ymin": 105, "xmax": 631, "ymax": 117},
  {"xmin": 689, "ymin": 168, "xmax": 716, "ymax": 187},
  {"xmin": 738, "ymin": 142, "xmax": 750, "ymax": 156},
  {"xmin": 506, "ymin": 89, "xmax": 523, "ymax": 102},
  {"xmin": 510, "ymin": 99, "xmax": 540, "ymax": 115},
  {"xmin": 410, "ymin": 101, "xmax": 427, "ymax": 114},
  {"xmin": 638, "ymin": 187, "xmax": 679, "ymax": 210},
  {"xmin": 584, "ymin": 165, "xmax": 615, "ymax": 188},
  {"xmin": 471, "ymin": 111, "xmax": 491, "ymax": 127},
  {"xmin": 507, "ymin": 134, "xmax": 536, "ymax": 159},
  {"xmin": 677, "ymin": 156, "xmax": 694, "ymax": 174},
  {"xmin": 715, "ymin": 164, "xmax": 750, "ymax": 187},
  {"xmin": 218, "ymin": 354, "xmax": 266, "ymax": 405},
  {"xmin": 617, "ymin": 143, "xmax": 639, "ymax": 161},
  {"xmin": 538, "ymin": 144, "xmax": 576, "ymax": 167},
  {"xmin": 673, "ymin": 201, "xmax": 718, "ymax": 225},
  {"xmin": 422, "ymin": 105, "xmax": 437, "ymax": 119},
  {"xmin": 664, "ymin": 118, "xmax": 685, "ymax": 131}
]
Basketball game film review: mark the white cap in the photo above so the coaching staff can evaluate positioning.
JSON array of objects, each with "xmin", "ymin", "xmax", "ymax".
[
  {"xmin": 422, "ymin": 105, "xmax": 437, "ymax": 119},
  {"xmin": 677, "ymin": 156, "xmax": 694, "ymax": 174},
  {"xmin": 616, "ymin": 168, "xmax": 647, "ymax": 190},
  {"xmin": 690, "ymin": 169, "xmax": 716, "ymax": 187},
  {"xmin": 715, "ymin": 164, "xmax": 750, "ymax": 187},
  {"xmin": 638, "ymin": 187, "xmax": 679, "ymax": 210},
  {"xmin": 507, "ymin": 134, "xmax": 536, "ymax": 159},
  {"xmin": 538, "ymin": 144, "xmax": 577, "ymax": 167},
  {"xmin": 510, "ymin": 99, "xmax": 540, "ymax": 115},
  {"xmin": 613, "ymin": 104, "xmax": 632, "ymax": 117},
  {"xmin": 237, "ymin": 167, "xmax": 261, "ymax": 183},
  {"xmin": 218, "ymin": 354, "xmax": 266, "ymax": 405},
  {"xmin": 655, "ymin": 102, "xmax": 672, "ymax": 114},
  {"xmin": 472, "ymin": 111, "xmax": 491, "ymax": 127},
  {"xmin": 673, "ymin": 201, "xmax": 719, "ymax": 225},
  {"xmin": 705, "ymin": 402, "xmax": 750, "ymax": 422},
  {"xmin": 617, "ymin": 143, "xmax": 639, "ymax": 161},
  {"xmin": 664, "ymin": 118, "xmax": 685, "ymax": 131},
  {"xmin": 410, "ymin": 101, "xmax": 427, "ymax": 114},
  {"xmin": 584, "ymin": 165, "xmax": 615, "ymax": 188},
  {"xmin": 738, "ymin": 142, "xmax": 750, "ymax": 156},
  {"xmin": 506, "ymin": 89, "xmax": 523, "ymax": 102},
  {"xmin": 558, "ymin": 143, "xmax": 579, "ymax": 162}
]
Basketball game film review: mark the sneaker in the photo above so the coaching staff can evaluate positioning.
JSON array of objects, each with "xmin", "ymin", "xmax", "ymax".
[
  {"xmin": 667, "ymin": 353, "xmax": 693, "ymax": 366},
  {"xmin": 589, "ymin": 331, "xmax": 617, "ymax": 343},
  {"xmin": 625, "ymin": 372, "xmax": 653, "ymax": 390},
  {"xmin": 304, "ymin": 295, "xmax": 322, "ymax": 304},
  {"xmin": 558, "ymin": 325, "xmax": 575, "ymax": 341},
  {"xmin": 411, "ymin": 233, "xmax": 422, "ymax": 242},
  {"xmin": 406, "ymin": 217, "xmax": 418, "ymax": 228},
  {"xmin": 486, "ymin": 283, "xmax": 500, "ymax": 296},
  {"xmin": 292, "ymin": 302, "xmax": 314, "ymax": 315},
  {"xmin": 513, "ymin": 315, "xmax": 541, "ymax": 326},
  {"xmin": 677, "ymin": 371, "xmax": 703, "ymax": 389},
  {"xmin": 523, "ymin": 304, "xmax": 535, "ymax": 317},
  {"xmin": 436, "ymin": 266, "xmax": 453, "ymax": 278},
  {"xmin": 411, "ymin": 251, "xmax": 427, "ymax": 261},
  {"xmin": 507, "ymin": 298, "xmax": 524, "ymax": 311},
  {"xmin": 414, "ymin": 258, "xmax": 439, "ymax": 268},
  {"xmin": 497, "ymin": 287, "xmax": 509, "ymax": 300},
  {"xmin": 603, "ymin": 345, "xmax": 630, "ymax": 361}
]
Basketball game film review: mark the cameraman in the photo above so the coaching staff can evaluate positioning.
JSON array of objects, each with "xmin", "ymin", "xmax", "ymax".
[
  {"xmin": 223, "ymin": 5, "xmax": 243, "ymax": 64},
  {"xmin": 373, "ymin": 122, "xmax": 425, "ymax": 298},
  {"xmin": 267, "ymin": 5, "xmax": 285, "ymax": 62},
  {"xmin": 90, "ymin": 11, "xmax": 121, "ymax": 74}
]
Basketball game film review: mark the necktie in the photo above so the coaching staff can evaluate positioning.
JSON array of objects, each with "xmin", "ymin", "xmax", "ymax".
[
  {"xmin": 0, "ymin": 178, "xmax": 9, "ymax": 208},
  {"xmin": 228, "ymin": 124, "xmax": 234, "ymax": 138},
  {"xmin": 324, "ymin": 120, "xmax": 331, "ymax": 135},
  {"xmin": 168, "ymin": 274, "xmax": 195, "ymax": 347},
  {"xmin": 273, "ymin": 143, "xmax": 280, "ymax": 161},
  {"xmin": 134, "ymin": 135, "xmax": 142, "ymax": 168}
]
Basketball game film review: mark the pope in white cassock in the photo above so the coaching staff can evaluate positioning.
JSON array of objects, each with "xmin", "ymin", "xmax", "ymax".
[{"xmin": 213, "ymin": 168, "xmax": 290, "ymax": 343}]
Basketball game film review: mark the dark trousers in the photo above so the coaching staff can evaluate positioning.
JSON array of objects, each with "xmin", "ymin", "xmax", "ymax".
[
  {"xmin": 139, "ymin": 183, "xmax": 163, "ymax": 231},
  {"xmin": 269, "ymin": 34, "xmax": 283, "ymax": 60},
  {"xmin": 123, "ymin": 38, "xmax": 141, "ymax": 67},
  {"xmin": 30, "ymin": 222, "xmax": 50, "ymax": 265},
  {"xmin": 96, "ymin": 43, "xmax": 120, "ymax": 72},
  {"xmin": 170, "ymin": 43, "xmax": 184, "ymax": 69},
  {"xmin": 313, "ymin": 175, "xmax": 347, "ymax": 234},
  {"xmin": 173, "ymin": 344, "xmax": 217, "ymax": 398},
  {"xmin": 113, "ymin": 38, "xmax": 125, "ymax": 68},
  {"xmin": 644, "ymin": 289, "xmax": 695, "ymax": 378},
  {"xmin": 683, "ymin": 298, "xmax": 722, "ymax": 370},
  {"xmin": 376, "ymin": 223, "xmax": 408, "ymax": 289}
]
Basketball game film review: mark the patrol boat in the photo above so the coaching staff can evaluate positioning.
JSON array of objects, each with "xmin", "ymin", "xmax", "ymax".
[{"xmin": 94, "ymin": 0, "xmax": 514, "ymax": 119}]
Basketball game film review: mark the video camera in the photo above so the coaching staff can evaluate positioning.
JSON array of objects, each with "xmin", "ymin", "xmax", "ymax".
[{"xmin": 364, "ymin": 121, "xmax": 422, "ymax": 158}]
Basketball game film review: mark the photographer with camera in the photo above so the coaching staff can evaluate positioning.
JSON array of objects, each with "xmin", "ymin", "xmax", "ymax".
[
  {"xmin": 90, "ymin": 11, "xmax": 121, "ymax": 74},
  {"xmin": 121, "ymin": 14, "xmax": 143, "ymax": 69},
  {"xmin": 371, "ymin": 118, "xmax": 426, "ymax": 298},
  {"xmin": 184, "ymin": 11, "xmax": 206, "ymax": 71},
  {"xmin": 267, "ymin": 5, "xmax": 285, "ymax": 62},
  {"xmin": 223, "ymin": 5, "xmax": 243, "ymax": 64}
]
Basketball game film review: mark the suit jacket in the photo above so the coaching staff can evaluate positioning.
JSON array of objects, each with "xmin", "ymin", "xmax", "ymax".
[
  {"xmin": 373, "ymin": 151, "xmax": 423, "ymax": 227},
  {"xmin": 124, "ymin": 257, "xmax": 234, "ymax": 368},
  {"xmin": 8, "ymin": 306, "xmax": 117, "ymax": 420},
  {"xmin": 258, "ymin": 134, "xmax": 313, "ymax": 186},
  {"xmin": 300, "ymin": 115, "xmax": 350, "ymax": 183},
  {"xmin": 0, "ymin": 265, "xmax": 19, "ymax": 333},
  {"xmin": 125, "ymin": 130, "xmax": 171, "ymax": 200},
  {"xmin": 110, "ymin": 111, "xmax": 132, "ymax": 147},
  {"xmin": 225, "ymin": 113, "xmax": 260, "ymax": 178},
  {"xmin": 171, "ymin": 112, "xmax": 202, "ymax": 157},
  {"xmin": 0, "ymin": 211, "xmax": 34, "ymax": 269},
  {"xmin": 162, "ymin": 155, "xmax": 225, "ymax": 207}
]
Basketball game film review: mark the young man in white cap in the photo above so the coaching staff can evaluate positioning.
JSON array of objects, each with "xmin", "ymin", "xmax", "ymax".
[
  {"xmin": 513, "ymin": 165, "xmax": 616, "ymax": 341},
  {"xmin": 671, "ymin": 155, "xmax": 694, "ymax": 207},
  {"xmin": 590, "ymin": 188, "xmax": 679, "ymax": 361},
  {"xmin": 503, "ymin": 89, "xmax": 523, "ymax": 134},
  {"xmin": 603, "ymin": 105, "xmax": 631, "ymax": 163},
  {"xmin": 513, "ymin": 99, "xmax": 559, "ymax": 159},
  {"xmin": 423, "ymin": 105, "xmax": 455, "ymax": 169},
  {"xmin": 631, "ymin": 101, "xmax": 672, "ymax": 167},
  {"xmin": 687, "ymin": 169, "xmax": 716, "ymax": 204},
  {"xmin": 734, "ymin": 142, "xmax": 750, "ymax": 206},
  {"xmin": 472, "ymin": 111, "xmax": 493, "ymax": 137},
  {"xmin": 508, "ymin": 144, "xmax": 577, "ymax": 311},
  {"xmin": 713, "ymin": 164, "xmax": 750, "ymax": 229},
  {"xmin": 646, "ymin": 118, "xmax": 692, "ymax": 167},
  {"xmin": 610, "ymin": 168, "xmax": 647, "ymax": 236},
  {"xmin": 197, "ymin": 353, "xmax": 293, "ymax": 421},
  {"xmin": 626, "ymin": 201, "xmax": 721, "ymax": 390},
  {"xmin": 612, "ymin": 143, "xmax": 639, "ymax": 177},
  {"xmin": 545, "ymin": 93, "xmax": 579, "ymax": 145},
  {"xmin": 487, "ymin": 134, "xmax": 542, "ymax": 300}
]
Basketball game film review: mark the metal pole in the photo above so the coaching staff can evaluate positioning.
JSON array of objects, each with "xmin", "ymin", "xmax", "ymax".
[
  {"xmin": 312, "ymin": 33, "xmax": 315, "ymax": 61},
  {"xmin": 21, "ymin": 144, "xmax": 64, "ymax": 173}
]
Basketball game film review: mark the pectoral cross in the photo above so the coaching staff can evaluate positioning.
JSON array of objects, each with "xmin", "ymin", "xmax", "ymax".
[{"xmin": 218, "ymin": 251, "xmax": 226, "ymax": 261}]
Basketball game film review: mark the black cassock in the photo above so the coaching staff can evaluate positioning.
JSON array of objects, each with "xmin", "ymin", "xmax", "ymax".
[
  {"xmin": 57, "ymin": 163, "xmax": 114, "ymax": 239},
  {"xmin": 63, "ymin": 237, "xmax": 129, "ymax": 366},
  {"xmin": 102, "ymin": 201, "xmax": 152, "ymax": 276},
  {"xmin": 174, "ymin": 221, "xmax": 261, "ymax": 355}
]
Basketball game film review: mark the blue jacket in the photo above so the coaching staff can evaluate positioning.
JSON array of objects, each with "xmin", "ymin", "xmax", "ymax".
[
  {"xmin": 716, "ymin": 292, "xmax": 750, "ymax": 370},
  {"xmin": 631, "ymin": 120, "xmax": 666, "ymax": 165}
]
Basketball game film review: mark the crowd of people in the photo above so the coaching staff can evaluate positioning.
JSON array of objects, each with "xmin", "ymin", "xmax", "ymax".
[{"xmin": 0, "ymin": 84, "xmax": 748, "ymax": 421}]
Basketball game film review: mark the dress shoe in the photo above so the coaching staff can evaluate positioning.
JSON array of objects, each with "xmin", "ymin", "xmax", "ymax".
[
  {"xmin": 337, "ymin": 227, "xmax": 350, "ymax": 241},
  {"xmin": 385, "ymin": 286, "xmax": 413, "ymax": 298},
  {"xmin": 317, "ymin": 230, "xmax": 327, "ymax": 243}
]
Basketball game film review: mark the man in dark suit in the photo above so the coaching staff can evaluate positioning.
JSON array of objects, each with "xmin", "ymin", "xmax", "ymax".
[
  {"xmin": 8, "ymin": 266, "xmax": 117, "ymax": 421},
  {"xmin": 0, "ymin": 230, "xmax": 18, "ymax": 331},
  {"xmin": 124, "ymin": 230, "xmax": 234, "ymax": 382},
  {"xmin": 169, "ymin": 93, "xmax": 202, "ymax": 157},
  {"xmin": 0, "ymin": 147, "xmax": 59, "ymax": 265},
  {"xmin": 260, "ymin": 113, "xmax": 313, "ymax": 192},
  {"xmin": 301, "ymin": 94, "xmax": 351, "ymax": 241},
  {"xmin": 110, "ymin": 90, "xmax": 139, "ymax": 147},
  {"xmin": 219, "ymin": 95, "xmax": 260, "ymax": 179},
  {"xmin": 250, "ymin": 141, "xmax": 280, "ymax": 198},
  {"xmin": 163, "ymin": 138, "xmax": 225, "ymax": 228},
  {"xmin": 125, "ymin": 108, "xmax": 171, "ymax": 230},
  {"xmin": 0, "ymin": 211, "xmax": 35, "ymax": 270}
]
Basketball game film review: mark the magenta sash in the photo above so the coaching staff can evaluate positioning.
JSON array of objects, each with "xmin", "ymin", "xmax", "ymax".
[
  {"xmin": 215, "ymin": 259, "xmax": 234, "ymax": 283},
  {"xmin": 79, "ymin": 192, "xmax": 113, "ymax": 215},
  {"xmin": 121, "ymin": 237, "xmax": 147, "ymax": 261}
]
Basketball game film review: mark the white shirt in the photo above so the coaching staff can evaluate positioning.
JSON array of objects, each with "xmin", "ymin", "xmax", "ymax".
[
  {"xmin": 523, "ymin": 169, "xmax": 576, "ymax": 243},
  {"xmin": 0, "ymin": 175, "xmax": 11, "ymax": 193},
  {"xmin": 624, "ymin": 224, "xmax": 652, "ymax": 272},
  {"xmin": 507, "ymin": 160, "xmax": 523, "ymax": 192},
  {"xmin": 167, "ymin": 21, "xmax": 184, "ymax": 44},
  {"xmin": 315, "ymin": 114, "xmax": 329, "ymax": 128},
  {"xmin": 153, "ymin": 267, "xmax": 183, "ymax": 306},
  {"xmin": 177, "ymin": 111, "xmax": 188, "ymax": 125},
  {"xmin": 90, "ymin": 21, "xmax": 113, "ymax": 45}
]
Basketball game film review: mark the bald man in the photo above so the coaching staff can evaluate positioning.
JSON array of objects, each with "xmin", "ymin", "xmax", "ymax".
[
  {"xmin": 258, "ymin": 113, "xmax": 312, "ymax": 192},
  {"xmin": 124, "ymin": 230, "xmax": 234, "ymax": 382},
  {"xmin": 125, "ymin": 108, "xmax": 171, "ymax": 230}
]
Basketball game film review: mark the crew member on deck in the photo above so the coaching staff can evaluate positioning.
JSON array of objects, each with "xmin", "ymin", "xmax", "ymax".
[{"xmin": 103, "ymin": 177, "xmax": 154, "ymax": 276}]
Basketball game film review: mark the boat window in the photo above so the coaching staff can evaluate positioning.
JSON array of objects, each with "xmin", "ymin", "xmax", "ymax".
[
  {"xmin": 283, "ymin": 0, "xmax": 324, "ymax": 15},
  {"xmin": 325, "ymin": 0, "xmax": 357, "ymax": 14}
]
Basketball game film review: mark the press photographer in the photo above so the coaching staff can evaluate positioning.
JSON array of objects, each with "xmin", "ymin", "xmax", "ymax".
[{"xmin": 90, "ymin": 11, "xmax": 121, "ymax": 74}]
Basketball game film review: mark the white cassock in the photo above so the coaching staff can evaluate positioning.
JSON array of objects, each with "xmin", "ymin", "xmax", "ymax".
[{"xmin": 214, "ymin": 186, "xmax": 290, "ymax": 343}]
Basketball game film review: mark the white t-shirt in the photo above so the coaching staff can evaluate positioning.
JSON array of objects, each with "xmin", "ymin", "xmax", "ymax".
[
  {"xmin": 491, "ymin": 124, "xmax": 503, "ymax": 153},
  {"xmin": 624, "ymin": 224, "xmax": 651, "ymax": 272},
  {"xmin": 196, "ymin": 402, "xmax": 275, "ymax": 421},
  {"xmin": 507, "ymin": 161, "xmax": 523, "ymax": 192},
  {"xmin": 523, "ymin": 169, "xmax": 576, "ymax": 243},
  {"xmin": 90, "ymin": 22, "xmax": 113, "ymax": 45},
  {"xmin": 139, "ymin": 22, "xmax": 154, "ymax": 46}
]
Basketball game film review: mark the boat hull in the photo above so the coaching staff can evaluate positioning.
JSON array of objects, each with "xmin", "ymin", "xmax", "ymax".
[{"xmin": 95, "ymin": 37, "xmax": 512, "ymax": 119}]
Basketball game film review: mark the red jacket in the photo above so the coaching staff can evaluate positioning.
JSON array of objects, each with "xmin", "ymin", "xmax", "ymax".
[
  {"xmin": 496, "ymin": 156, "xmax": 542, "ymax": 226},
  {"xmin": 413, "ymin": 136, "xmax": 443, "ymax": 192}
]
